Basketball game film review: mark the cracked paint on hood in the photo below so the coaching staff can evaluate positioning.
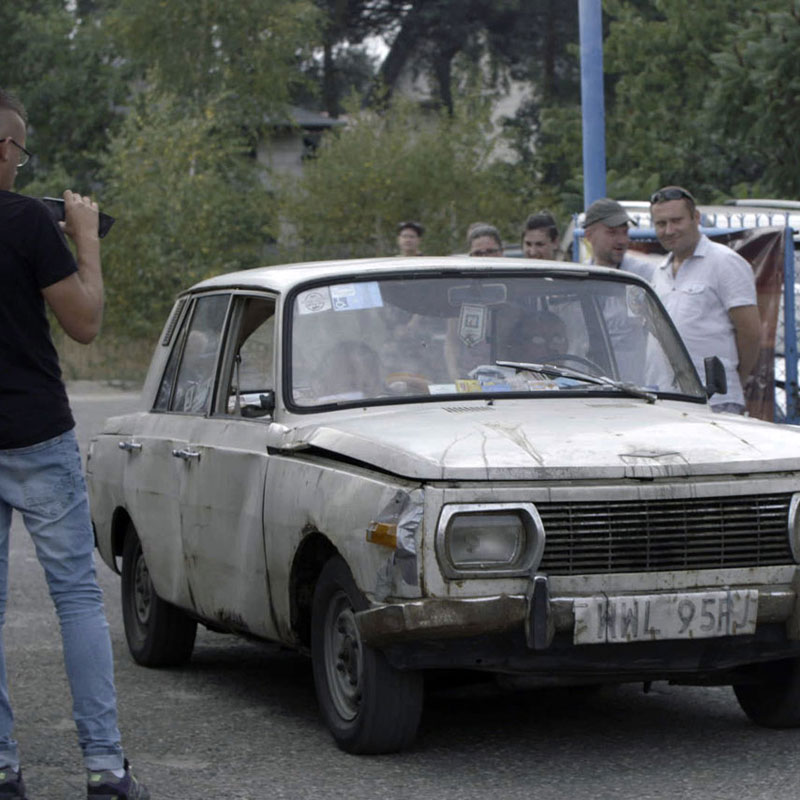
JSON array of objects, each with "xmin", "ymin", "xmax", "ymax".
[{"xmin": 269, "ymin": 397, "xmax": 800, "ymax": 481}]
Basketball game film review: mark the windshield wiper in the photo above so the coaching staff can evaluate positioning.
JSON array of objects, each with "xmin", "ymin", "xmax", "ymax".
[{"xmin": 496, "ymin": 360, "xmax": 658, "ymax": 404}]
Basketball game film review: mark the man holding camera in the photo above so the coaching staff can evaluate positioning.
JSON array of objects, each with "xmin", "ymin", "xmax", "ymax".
[{"xmin": 0, "ymin": 87, "xmax": 148, "ymax": 799}]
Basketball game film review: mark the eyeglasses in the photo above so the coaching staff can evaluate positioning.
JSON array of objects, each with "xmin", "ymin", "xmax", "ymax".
[
  {"xmin": 650, "ymin": 187, "xmax": 695, "ymax": 206},
  {"xmin": 470, "ymin": 247, "xmax": 503, "ymax": 257},
  {"xmin": 0, "ymin": 137, "xmax": 32, "ymax": 168}
]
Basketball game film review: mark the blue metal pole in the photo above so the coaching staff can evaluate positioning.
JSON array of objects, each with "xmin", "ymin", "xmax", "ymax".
[{"xmin": 579, "ymin": 0, "xmax": 607, "ymax": 208}]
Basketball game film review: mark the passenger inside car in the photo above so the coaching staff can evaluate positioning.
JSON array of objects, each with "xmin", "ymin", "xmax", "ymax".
[
  {"xmin": 314, "ymin": 341, "xmax": 384, "ymax": 402},
  {"xmin": 492, "ymin": 305, "xmax": 570, "ymax": 364},
  {"xmin": 519, "ymin": 310, "xmax": 569, "ymax": 362}
]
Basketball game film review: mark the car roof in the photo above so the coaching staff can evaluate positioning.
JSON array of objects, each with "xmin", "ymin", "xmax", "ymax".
[
  {"xmin": 184, "ymin": 256, "xmax": 641, "ymax": 296},
  {"xmin": 725, "ymin": 198, "xmax": 800, "ymax": 211}
]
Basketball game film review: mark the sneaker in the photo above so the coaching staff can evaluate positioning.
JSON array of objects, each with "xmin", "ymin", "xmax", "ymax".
[
  {"xmin": 0, "ymin": 766, "xmax": 26, "ymax": 799},
  {"xmin": 87, "ymin": 759, "xmax": 149, "ymax": 800}
]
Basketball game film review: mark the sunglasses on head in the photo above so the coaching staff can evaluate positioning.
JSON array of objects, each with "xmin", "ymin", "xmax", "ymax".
[{"xmin": 650, "ymin": 187, "xmax": 696, "ymax": 205}]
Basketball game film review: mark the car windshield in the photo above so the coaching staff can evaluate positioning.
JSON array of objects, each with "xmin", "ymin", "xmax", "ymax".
[{"xmin": 288, "ymin": 272, "xmax": 705, "ymax": 408}]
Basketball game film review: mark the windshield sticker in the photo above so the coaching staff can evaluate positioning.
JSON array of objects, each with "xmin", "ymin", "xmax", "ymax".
[
  {"xmin": 458, "ymin": 303, "xmax": 487, "ymax": 346},
  {"xmin": 296, "ymin": 287, "xmax": 333, "ymax": 315},
  {"xmin": 330, "ymin": 282, "xmax": 383, "ymax": 312},
  {"xmin": 478, "ymin": 379, "xmax": 512, "ymax": 392},
  {"xmin": 525, "ymin": 379, "xmax": 560, "ymax": 391}
]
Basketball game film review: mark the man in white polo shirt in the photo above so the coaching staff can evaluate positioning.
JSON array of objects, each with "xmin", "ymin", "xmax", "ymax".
[{"xmin": 649, "ymin": 186, "xmax": 760, "ymax": 414}]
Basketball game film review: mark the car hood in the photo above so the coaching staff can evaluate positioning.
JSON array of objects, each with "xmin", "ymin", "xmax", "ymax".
[{"xmin": 270, "ymin": 398, "xmax": 800, "ymax": 481}]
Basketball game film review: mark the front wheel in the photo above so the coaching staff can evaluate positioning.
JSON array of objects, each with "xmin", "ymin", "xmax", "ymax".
[
  {"xmin": 734, "ymin": 657, "xmax": 800, "ymax": 727},
  {"xmin": 121, "ymin": 525, "xmax": 197, "ymax": 667},
  {"xmin": 311, "ymin": 556, "xmax": 423, "ymax": 754}
]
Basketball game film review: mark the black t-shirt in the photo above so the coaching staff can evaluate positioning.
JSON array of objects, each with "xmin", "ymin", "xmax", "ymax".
[{"xmin": 0, "ymin": 191, "xmax": 77, "ymax": 448}]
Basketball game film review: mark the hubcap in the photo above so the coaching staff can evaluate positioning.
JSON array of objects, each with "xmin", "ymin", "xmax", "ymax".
[
  {"xmin": 133, "ymin": 548, "xmax": 153, "ymax": 625},
  {"xmin": 324, "ymin": 590, "xmax": 362, "ymax": 721}
]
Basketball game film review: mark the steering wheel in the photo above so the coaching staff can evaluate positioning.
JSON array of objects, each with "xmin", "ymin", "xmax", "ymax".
[
  {"xmin": 545, "ymin": 353, "xmax": 605, "ymax": 376},
  {"xmin": 384, "ymin": 372, "xmax": 432, "ymax": 394}
]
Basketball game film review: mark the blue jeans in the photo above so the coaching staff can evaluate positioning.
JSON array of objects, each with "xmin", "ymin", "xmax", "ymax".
[{"xmin": 0, "ymin": 430, "xmax": 124, "ymax": 771}]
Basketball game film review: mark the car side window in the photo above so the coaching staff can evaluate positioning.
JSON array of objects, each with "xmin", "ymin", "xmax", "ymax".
[
  {"xmin": 156, "ymin": 294, "xmax": 230, "ymax": 414},
  {"xmin": 222, "ymin": 296, "xmax": 277, "ymax": 417},
  {"xmin": 154, "ymin": 310, "xmax": 190, "ymax": 411}
]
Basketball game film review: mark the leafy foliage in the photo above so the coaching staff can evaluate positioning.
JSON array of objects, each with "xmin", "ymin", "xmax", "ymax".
[
  {"xmin": 6, "ymin": 0, "xmax": 800, "ymax": 359},
  {"xmin": 92, "ymin": 0, "xmax": 324, "ymax": 340},
  {"xmin": 0, "ymin": 0, "xmax": 129, "ymax": 191},
  {"xmin": 277, "ymin": 97, "xmax": 524, "ymax": 260},
  {"xmin": 99, "ymin": 89, "xmax": 273, "ymax": 339},
  {"xmin": 602, "ymin": 0, "xmax": 788, "ymax": 201},
  {"xmin": 106, "ymin": 0, "xmax": 321, "ymax": 128},
  {"xmin": 707, "ymin": 2, "xmax": 800, "ymax": 197}
]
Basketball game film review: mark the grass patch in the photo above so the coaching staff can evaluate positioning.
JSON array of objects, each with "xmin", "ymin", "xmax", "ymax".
[{"xmin": 54, "ymin": 331, "xmax": 155, "ymax": 387}]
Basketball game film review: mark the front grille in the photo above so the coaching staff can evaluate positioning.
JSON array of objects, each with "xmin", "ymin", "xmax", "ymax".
[{"xmin": 537, "ymin": 493, "xmax": 794, "ymax": 575}]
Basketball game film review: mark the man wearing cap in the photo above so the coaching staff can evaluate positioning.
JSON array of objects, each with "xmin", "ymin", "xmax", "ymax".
[
  {"xmin": 649, "ymin": 185, "xmax": 760, "ymax": 414},
  {"xmin": 396, "ymin": 221, "xmax": 424, "ymax": 256},
  {"xmin": 583, "ymin": 197, "xmax": 655, "ymax": 383},
  {"xmin": 584, "ymin": 197, "xmax": 654, "ymax": 281}
]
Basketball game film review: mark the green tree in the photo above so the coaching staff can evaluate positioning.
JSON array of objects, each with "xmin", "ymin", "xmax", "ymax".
[
  {"xmin": 602, "ymin": 0, "xmax": 760, "ymax": 200},
  {"xmin": 708, "ymin": 1, "xmax": 800, "ymax": 197},
  {"xmin": 277, "ymin": 96, "xmax": 524, "ymax": 260},
  {"xmin": 108, "ymin": 0, "xmax": 321, "ymax": 128},
  {"xmin": 0, "ymin": 0, "xmax": 129, "ymax": 191},
  {"xmin": 99, "ymin": 88, "xmax": 274, "ymax": 340},
  {"xmin": 95, "ymin": 0, "xmax": 327, "ymax": 340},
  {"xmin": 311, "ymin": 0, "xmax": 401, "ymax": 116}
]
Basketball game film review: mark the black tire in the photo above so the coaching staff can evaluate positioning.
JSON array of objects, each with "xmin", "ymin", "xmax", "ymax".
[
  {"xmin": 311, "ymin": 556, "xmax": 423, "ymax": 754},
  {"xmin": 121, "ymin": 525, "xmax": 197, "ymax": 667},
  {"xmin": 734, "ymin": 657, "xmax": 800, "ymax": 727}
]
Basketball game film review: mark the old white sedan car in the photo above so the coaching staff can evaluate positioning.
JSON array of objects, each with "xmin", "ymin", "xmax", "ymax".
[{"xmin": 88, "ymin": 256, "xmax": 800, "ymax": 754}]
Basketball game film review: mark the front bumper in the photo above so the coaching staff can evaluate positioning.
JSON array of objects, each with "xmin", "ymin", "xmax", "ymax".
[
  {"xmin": 356, "ymin": 576, "xmax": 800, "ymax": 678},
  {"xmin": 356, "ymin": 576, "xmax": 800, "ymax": 651}
]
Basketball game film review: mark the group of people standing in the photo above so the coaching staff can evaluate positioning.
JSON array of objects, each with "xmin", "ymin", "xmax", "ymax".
[{"xmin": 396, "ymin": 187, "xmax": 760, "ymax": 415}]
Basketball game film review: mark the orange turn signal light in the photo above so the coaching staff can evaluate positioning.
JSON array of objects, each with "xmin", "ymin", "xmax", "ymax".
[{"xmin": 366, "ymin": 521, "xmax": 397, "ymax": 548}]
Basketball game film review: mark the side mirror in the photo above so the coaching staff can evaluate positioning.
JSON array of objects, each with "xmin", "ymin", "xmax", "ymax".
[{"xmin": 704, "ymin": 356, "xmax": 727, "ymax": 398}]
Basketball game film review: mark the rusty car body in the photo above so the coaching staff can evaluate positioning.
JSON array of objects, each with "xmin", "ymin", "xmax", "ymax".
[{"xmin": 88, "ymin": 256, "xmax": 800, "ymax": 753}]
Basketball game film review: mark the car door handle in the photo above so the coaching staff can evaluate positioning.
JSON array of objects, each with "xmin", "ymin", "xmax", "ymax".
[
  {"xmin": 118, "ymin": 440, "xmax": 142, "ymax": 452},
  {"xmin": 172, "ymin": 448, "xmax": 201, "ymax": 461}
]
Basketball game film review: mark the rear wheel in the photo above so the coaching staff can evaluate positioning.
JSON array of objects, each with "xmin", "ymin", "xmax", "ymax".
[
  {"xmin": 311, "ymin": 556, "xmax": 423, "ymax": 753},
  {"xmin": 121, "ymin": 525, "xmax": 197, "ymax": 667},
  {"xmin": 733, "ymin": 657, "xmax": 800, "ymax": 727}
]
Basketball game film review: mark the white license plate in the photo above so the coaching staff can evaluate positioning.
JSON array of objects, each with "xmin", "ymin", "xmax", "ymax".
[{"xmin": 573, "ymin": 590, "xmax": 758, "ymax": 645}]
